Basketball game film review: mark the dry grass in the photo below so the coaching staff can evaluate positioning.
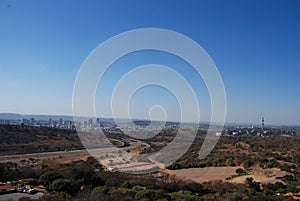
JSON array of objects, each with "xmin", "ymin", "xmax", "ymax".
[
  {"xmin": 168, "ymin": 166, "xmax": 283, "ymax": 184},
  {"xmin": 169, "ymin": 167, "xmax": 242, "ymax": 183},
  {"xmin": 230, "ymin": 168, "xmax": 281, "ymax": 184},
  {"xmin": 0, "ymin": 150, "xmax": 91, "ymax": 165}
]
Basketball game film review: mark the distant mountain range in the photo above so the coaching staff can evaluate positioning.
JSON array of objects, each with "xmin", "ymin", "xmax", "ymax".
[{"xmin": 0, "ymin": 113, "xmax": 22, "ymax": 120}]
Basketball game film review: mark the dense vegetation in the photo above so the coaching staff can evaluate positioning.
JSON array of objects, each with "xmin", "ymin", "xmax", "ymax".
[
  {"xmin": 167, "ymin": 133, "xmax": 300, "ymax": 172},
  {"xmin": 1, "ymin": 157, "xmax": 298, "ymax": 201},
  {"xmin": 0, "ymin": 124, "xmax": 83, "ymax": 155}
]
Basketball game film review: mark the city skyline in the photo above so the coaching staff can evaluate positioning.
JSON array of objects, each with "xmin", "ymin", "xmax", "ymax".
[{"xmin": 0, "ymin": 0, "xmax": 300, "ymax": 125}]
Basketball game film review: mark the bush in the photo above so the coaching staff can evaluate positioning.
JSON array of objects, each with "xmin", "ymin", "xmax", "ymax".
[
  {"xmin": 135, "ymin": 189, "xmax": 167, "ymax": 201},
  {"xmin": 170, "ymin": 190, "xmax": 199, "ymax": 201},
  {"xmin": 39, "ymin": 171, "xmax": 62, "ymax": 186},
  {"xmin": 25, "ymin": 178, "xmax": 40, "ymax": 186},
  {"xmin": 179, "ymin": 181, "xmax": 205, "ymax": 195},
  {"xmin": 37, "ymin": 192, "xmax": 72, "ymax": 201},
  {"xmin": 91, "ymin": 186, "xmax": 110, "ymax": 196},
  {"xmin": 236, "ymin": 168, "xmax": 245, "ymax": 176},
  {"xmin": 48, "ymin": 178, "xmax": 82, "ymax": 196}
]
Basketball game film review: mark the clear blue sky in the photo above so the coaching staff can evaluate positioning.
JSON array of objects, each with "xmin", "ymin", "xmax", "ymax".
[{"xmin": 0, "ymin": 0, "xmax": 299, "ymax": 125}]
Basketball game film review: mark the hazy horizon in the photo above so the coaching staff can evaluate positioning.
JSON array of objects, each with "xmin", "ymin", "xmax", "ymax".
[{"xmin": 1, "ymin": 112, "xmax": 299, "ymax": 127}]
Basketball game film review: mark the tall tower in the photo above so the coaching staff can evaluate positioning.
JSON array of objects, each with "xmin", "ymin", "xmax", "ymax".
[{"xmin": 262, "ymin": 117, "xmax": 264, "ymax": 131}]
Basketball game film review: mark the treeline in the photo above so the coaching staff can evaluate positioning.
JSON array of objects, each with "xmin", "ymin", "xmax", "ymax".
[
  {"xmin": 1, "ymin": 158, "xmax": 298, "ymax": 201},
  {"xmin": 0, "ymin": 124, "xmax": 83, "ymax": 155}
]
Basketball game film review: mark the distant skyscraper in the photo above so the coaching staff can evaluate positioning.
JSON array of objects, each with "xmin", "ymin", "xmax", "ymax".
[
  {"xmin": 30, "ymin": 118, "xmax": 35, "ymax": 125},
  {"xmin": 262, "ymin": 117, "xmax": 264, "ymax": 130},
  {"xmin": 88, "ymin": 119, "xmax": 93, "ymax": 126}
]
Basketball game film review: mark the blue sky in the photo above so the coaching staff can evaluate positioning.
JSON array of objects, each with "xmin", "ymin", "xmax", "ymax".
[{"xmin": 0, "ymin": 0, "xmax": 299, "ymax": 125}]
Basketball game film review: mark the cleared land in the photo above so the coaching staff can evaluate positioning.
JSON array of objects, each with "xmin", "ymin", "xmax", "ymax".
[
  {"xmin": 229, "ymin": 168, "xmax": 281, "ymax": 183},
  {"xmin": 168, "ymin": 167, "xmax": 284, "ymax": 185},
  {"xmin": 168, "ymin": 167, "xmax": 241, "ymax": 183}
]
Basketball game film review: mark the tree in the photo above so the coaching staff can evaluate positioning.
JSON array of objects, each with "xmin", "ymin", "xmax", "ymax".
[
  {"xmin": 37, "ymin": 192, "xmax": 72, "ymax": 201},
  {"xmin": 170, "ymin": 190, "xmax": 199, "ymax": 201},
  {"xmin": 48, "ymin": 178, "xmax": 81, "ymax": 196},
  {"xmin": 245, "ymin": 177, "xmax": 260, "ymax": 193},
  {"xmin": 179, "ymin": 181, "xmax": 205, "ymax": 195},
  {"xmin": 236, "ymin": 168, "xmax": 245, "ymax": 176},
  {"xmin": 91, "ymin": 186, "xmax": 110, "ymax": 196},
  {"xmin": 25, "ymin": 178, "xmax": 40, "ymax": 186},
  {"xmin": 39, "ymin": 171, "xmax": 62, "ymax": 186},
  {"xmin": 135, "ymin": 189, "xmax": 167, "ymax": 201}
]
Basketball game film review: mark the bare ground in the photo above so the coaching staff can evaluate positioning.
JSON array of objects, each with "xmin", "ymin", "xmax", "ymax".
[{"xmin": 168, "ymin": 167, "xmax": 242, "ymax": 183}]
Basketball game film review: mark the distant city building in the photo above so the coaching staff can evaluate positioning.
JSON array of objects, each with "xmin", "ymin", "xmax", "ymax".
[
  {"xmin": 30, "ymin": 118, "xmax": 35, "ymax": 125},
  {"xmin": 21, "ymin": 118, "xmax": 30, "ymax": 125},
  {"xmin": 88, "ymin": 119, "xmax": 93, "ymax": 126}
]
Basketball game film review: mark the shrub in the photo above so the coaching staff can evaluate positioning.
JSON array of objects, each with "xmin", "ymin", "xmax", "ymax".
[
  {"xmin": 37, "ymin": 192, "xmax": 72, "ymax": 201},
  {"xmin": 48, "ymin": 178, "xmax": 82, "ymax": 196}
]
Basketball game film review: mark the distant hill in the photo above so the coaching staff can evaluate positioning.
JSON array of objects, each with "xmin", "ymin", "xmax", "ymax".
[
  {"xmin": 0, "ymin": 124, "xmax": 83, "ymax": 155},
  {"xmin": 0, "ymin": 113, "xmax": 178, "ymax": 125},
  {"xmin": 0, "ymin": 113, "xmax": 121, "ymax": 123},
  {"xmin": 0, "ymin": 113, "xmax": 23, "ymax": 120}
]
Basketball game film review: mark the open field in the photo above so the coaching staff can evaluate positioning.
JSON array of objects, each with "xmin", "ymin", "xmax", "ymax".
[
  {"xmin": 230, "ymin": 174, "xmax": 275, "ymax": 183},
  {"xmin": 168, "ymin": 167, "xmax": 242, "ymax": 183},
  {"xmin": 168, "ymin": 166, "xmax": 286, "ymax": 185},
  {"xmin": 229, "ymin": 168, "xmax": 281, "ymax": 183}
]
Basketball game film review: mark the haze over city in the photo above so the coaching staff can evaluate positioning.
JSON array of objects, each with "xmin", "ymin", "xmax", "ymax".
[{"xmin": 0, "ymin": 0, "xmax": 299, "ymax": 125}]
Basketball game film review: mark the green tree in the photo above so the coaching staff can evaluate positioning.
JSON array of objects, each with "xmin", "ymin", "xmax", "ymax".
[
  {"xmin": 39, "ymin": 171, "xmax": 62, "ymax": 186},
  {"xmin": 170, "ymin": 190, "xmax": 200, "ymax": 201},
  {"xmin": 135, "ymin": 189, "xmax": 167, "ymax": 201},
  {"xmin": 37, "ymin": 192, "xmax": 72, "ymax": 201},
  {"xmin": 91, "ymin": 186, "xmax": 110, "ymax": 196},
  {"xmin": 236, "ymin": 168, "xmax": 245, "ymax": 176},
  {"xmin": 245, "ymin": 177, "xmax": 260, "ymax": 193},
  {"xmin": 48, "ymin": 178, "xmax": 81, "ymax": 196},
  {"xmin": 25, "ymin": 178, "xmax": 40, "ymax": 186}
]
